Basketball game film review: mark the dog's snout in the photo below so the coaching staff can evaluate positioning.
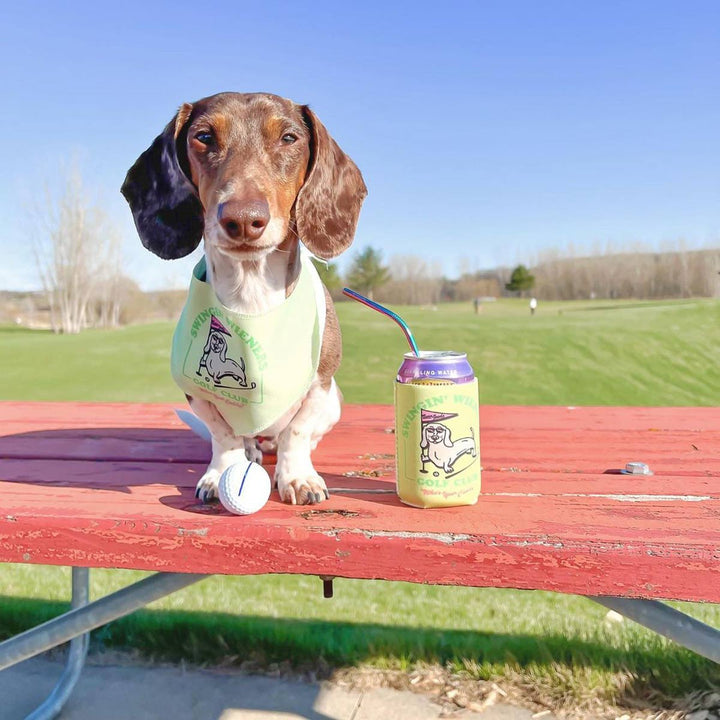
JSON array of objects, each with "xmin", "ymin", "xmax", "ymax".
[{"xmin": 217, "ymin": 200, "xmax": 270, "ymax": 242}]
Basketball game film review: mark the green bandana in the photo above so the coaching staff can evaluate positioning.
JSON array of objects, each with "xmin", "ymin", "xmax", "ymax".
[{"xmin": 171, "ymin": 252, "xmax": 324, "ymax": 436}]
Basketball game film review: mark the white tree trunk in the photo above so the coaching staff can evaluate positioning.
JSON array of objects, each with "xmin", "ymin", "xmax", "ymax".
[{"xmin": 33, "ymin": 169, "xmax": 123, "ymax": 334}]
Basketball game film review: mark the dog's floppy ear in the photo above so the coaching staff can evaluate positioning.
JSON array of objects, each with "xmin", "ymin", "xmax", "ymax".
[
  {"xmin": 296, "ymin": 106, "xmax": 367, "ymax": 260},
  {"xmin": 121, "ymin": 104, "xmax": 204, "ymax": 259},
  {"xmin": 420, "ymin": 426, "xmax": 429, "ymax": 449},
  {"xmin": 443, "ymin": 426, "xmax": 453, "ymax": 448}
]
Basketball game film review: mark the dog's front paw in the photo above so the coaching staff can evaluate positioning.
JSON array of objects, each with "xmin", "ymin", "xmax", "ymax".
[
  {"xmin": 277, "ymin": 474, "xmax": 329, "ymax": 505},
  {"xmin": 195, "ymin": 469, "xmax": 221, "ymax": 503}
]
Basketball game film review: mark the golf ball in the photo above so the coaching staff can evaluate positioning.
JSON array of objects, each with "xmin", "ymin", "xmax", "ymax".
[{"xmin": 218, "ymin": 461, "xmax": 271, "ymax": 515}]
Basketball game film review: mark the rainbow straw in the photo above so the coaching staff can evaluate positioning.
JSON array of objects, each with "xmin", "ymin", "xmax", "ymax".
[{"xmin": 342, "ymin": 288, "xmax": 420, "ymax": 356}]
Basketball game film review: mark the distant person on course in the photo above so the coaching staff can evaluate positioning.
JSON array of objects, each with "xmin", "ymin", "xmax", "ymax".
[{"xmin": 529, "ymin": 297, "xmax": 537, "ymax": 315}]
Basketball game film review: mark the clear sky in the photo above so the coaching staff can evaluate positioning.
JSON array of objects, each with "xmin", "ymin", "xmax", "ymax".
[{"xmin": 1, "ymin": 0, "xmax": 718, "ymax": 290}]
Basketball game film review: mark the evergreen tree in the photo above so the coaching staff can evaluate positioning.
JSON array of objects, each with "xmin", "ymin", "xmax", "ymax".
[
  {"xmin": 345, "ymin": 247, "xmax": 391, "ymax": 300},
  {"xmin": 311, "ymin": 258, "xmax": 343, "ymax": 294},
  {"xmin": 505, "ymin": 265, "xmax": 536, "ymax": 296}
]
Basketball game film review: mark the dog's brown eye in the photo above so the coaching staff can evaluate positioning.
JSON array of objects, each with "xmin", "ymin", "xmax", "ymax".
[
  {"xmin": 281, "ymin": 133, "xmax": 297, "ymax": 145},
  {"xmin": 194, "ymin": 131, "xmax": 214, "ymax": 146}
]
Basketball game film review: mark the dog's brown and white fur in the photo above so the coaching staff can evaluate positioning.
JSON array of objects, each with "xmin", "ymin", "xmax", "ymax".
[{"xmin": 122, "ymin": 92, "xmax": 366, "ymax": 506}]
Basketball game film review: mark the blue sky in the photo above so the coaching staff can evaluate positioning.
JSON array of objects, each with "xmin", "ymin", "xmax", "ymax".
[{"xmin": 1, "ymin": 0, "xmax": 718, "ymax": 290}]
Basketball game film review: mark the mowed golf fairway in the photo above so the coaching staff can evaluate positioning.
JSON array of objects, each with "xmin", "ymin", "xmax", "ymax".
[
  {"xmin": 1, "ymin": 297, "xmax": 719, "ymax": 703},
  {"xmin": 1, "ymin": 298, "xmax": 719, "ymax": 405}
]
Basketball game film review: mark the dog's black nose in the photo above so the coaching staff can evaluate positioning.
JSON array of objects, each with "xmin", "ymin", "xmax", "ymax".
[{"xmin": 218, "ymin": 200, "xmax": 270, "ymax": 242}]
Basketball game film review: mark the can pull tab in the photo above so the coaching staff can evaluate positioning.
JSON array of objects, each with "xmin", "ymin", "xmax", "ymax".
[{"xmin": 320, "ymin": 575, "xmax": 334, "ymax": 599}]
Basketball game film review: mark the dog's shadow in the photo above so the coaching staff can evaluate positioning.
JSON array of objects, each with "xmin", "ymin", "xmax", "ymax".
[
  {"xmin": 0, "ymin": 427, "xmax": 403, "ymax": 513},
  {"xmin": 0, "ymin": 427, "xmax": 211, "ymax": 495}
]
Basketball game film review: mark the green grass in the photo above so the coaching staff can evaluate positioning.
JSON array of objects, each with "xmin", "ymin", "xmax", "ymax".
[
  {"xmin": 1, "ymin": 566, "xmax": 718, "ymax": 706},
  {"xmin": 1, "ymin": 298, "xmax": 719, "ymax": 708},
  {"xmin": 2, "ymin": 298, "xmax": 717, "ymax": 405},
  {"xmin": 338, "ymin": 297, "xmax": 720, "ymax": 405},
  {"xmin": 0, "ymin": 323, "xmax": 179, "ymax": 402}
]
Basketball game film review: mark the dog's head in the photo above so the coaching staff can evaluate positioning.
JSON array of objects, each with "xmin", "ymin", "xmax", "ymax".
[
  {"xmin": 203, "ymin": 331, "xmax": 228, "ymax": 362},
  {"xmin": 421, "ymin": 423, "xmax": 453, "ymax": 449},
  {"xmin": 209, "ymin": 332, "xmax": 227, "ymax": 358},
  {"xmin": 121, "ymin": 92, "xmax": 367, "ymax": 262}
]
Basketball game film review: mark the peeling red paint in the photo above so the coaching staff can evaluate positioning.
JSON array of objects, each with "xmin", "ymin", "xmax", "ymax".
[{"xmin": 0, "ymin": 403, "xmax": 718, "ymax": 603}]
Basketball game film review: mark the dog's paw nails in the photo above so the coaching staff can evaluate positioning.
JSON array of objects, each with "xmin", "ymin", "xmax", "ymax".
[
  {"xmin": 278, "ymin": 477, "xmax": 328, "ymax": 506},
  {"xmin": 195, "ymin": 471, "xmax": 221, "ymax": 504}
]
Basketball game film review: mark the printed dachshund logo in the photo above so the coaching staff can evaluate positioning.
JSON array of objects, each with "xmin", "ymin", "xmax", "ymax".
[
  {"xmin": 419, "ymin": 408, "xmax": 477, "ymax": 476},
  {"xmin": 197, "ymin": 315, "xmax": 257, "ymax": 389}
]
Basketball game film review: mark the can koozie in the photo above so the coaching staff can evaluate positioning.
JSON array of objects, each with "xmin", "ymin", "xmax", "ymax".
[{"xmin": 394, "ymin": 379, "xmax": 481, "ymax": 508}]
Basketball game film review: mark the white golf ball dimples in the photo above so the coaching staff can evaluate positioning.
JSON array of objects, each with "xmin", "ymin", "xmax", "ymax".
[{"xmin": 218, "ymin": 461, "xmax": 271, "ymax": 515}]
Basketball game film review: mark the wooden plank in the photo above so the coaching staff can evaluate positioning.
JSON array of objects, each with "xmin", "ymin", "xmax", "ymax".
[
  {"xmin": 480, "ymin": 405, "xmax": 720, "ymax": 432},
  {"xmin": 1, "ymin": 457, "xmax": 717, "ymax": 533},
  {"xmin": 0, "ymin": 402, "xmax": 190, "ymax": 429},
  {"xmin": 0, "ymin": 402, "xmax": 718, "ymax": 603},
  {"xmin": 0, "ymin": 430, "xmax": 211, "ymax": 464},
  {"xmin": 3, "ymin": 402, "xmax": 719, "ymax": 432},
  {"xmin": 0, "ymin": 457, "xmax": 718, "ymax": 601},
  {"xmin": 0, "ymin": 491, "xmax": 717, "ymax": 603},
  {"xmin": 2, "ymin": 406, "xmax": 718, "ymax": 478},
  {"xmin": 2, "ymin": 436, "xmax": 717, "ymax": 493}
]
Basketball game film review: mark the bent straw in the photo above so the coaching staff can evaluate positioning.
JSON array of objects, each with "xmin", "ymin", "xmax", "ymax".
[{"xmin": 342, "ymin": 288, "xmax": 420, "ymax": 356}]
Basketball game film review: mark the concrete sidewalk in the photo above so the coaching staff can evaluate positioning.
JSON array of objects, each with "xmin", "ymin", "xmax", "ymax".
[{"xmin": 2, "ymin": 657, "xmax": 544, "ymax": 720}]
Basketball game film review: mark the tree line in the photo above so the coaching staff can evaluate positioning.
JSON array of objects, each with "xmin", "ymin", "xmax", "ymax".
[
  {"xmin": 329, "ymin": 246, "xmax": 720, "ymax": 304},
  {"xmin": 25, "ymin": 169, "xmax": 719, "ymax": 333},
  {"xmin": 531, "ymin": 247, "xmax": 720, "ymax": 300}
]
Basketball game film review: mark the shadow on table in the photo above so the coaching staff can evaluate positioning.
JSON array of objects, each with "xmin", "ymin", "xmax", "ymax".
[
  {"xmin": 0, "ymin": 427, "xmax": 211, "ymax": 467},
  {"xmin": 0, "ymin": 427, "xmax": 401, "ymax": 508}
]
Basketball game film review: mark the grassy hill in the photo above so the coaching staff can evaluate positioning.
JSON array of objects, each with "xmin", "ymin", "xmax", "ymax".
[{"xmin": 1, "ymin": 298, "xmax": 718, "ymax": 405}]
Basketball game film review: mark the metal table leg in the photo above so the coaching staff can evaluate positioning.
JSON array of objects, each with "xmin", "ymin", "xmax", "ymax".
[
  {"xmin": 24, "ymin": 567, "xmax": 90, "ymax": 720},
  {"xmin": 0, "ymin": 569, "xmax": 207, "ymax": 719},
  {"xmin": 592, "ymin": 596, "xmax": 720, "ymax": 663}
]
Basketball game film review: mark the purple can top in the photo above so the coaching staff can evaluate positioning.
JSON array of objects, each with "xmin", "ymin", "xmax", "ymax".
[{"xmin": 397, "ymin": 350, "xmax": 475, "ymax": 385}]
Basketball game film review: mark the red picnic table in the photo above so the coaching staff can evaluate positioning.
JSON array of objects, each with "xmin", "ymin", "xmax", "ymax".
[{"xmin": 0, "ymin": 402, "xmax": 719, "ymax": 719}]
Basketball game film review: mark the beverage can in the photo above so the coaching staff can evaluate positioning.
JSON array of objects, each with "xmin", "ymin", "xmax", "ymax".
[
  {"xmin": 394, "ymin": 351, "xmax": 481, "ymax": 508},
  {"xmin": 396, "ymin": 350, "xmax": 475, "ymax": 385}
]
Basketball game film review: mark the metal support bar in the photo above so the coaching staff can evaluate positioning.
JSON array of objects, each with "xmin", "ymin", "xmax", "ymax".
[
  {"xmin": 25, "ymin": 567, "xmax": 90, "ymax": 720},
  {"xmin": 0, "ymin": 571, "xmax": 206, "ymax": 672},
  {"xmin": 592, "ymin": 595, "xmax": 720, "ymax": 663}
]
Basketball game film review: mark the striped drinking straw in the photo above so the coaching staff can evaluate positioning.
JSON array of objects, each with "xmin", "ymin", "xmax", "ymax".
[{"xmin": 342, "ymin": 288, "xmax": 420, "ymax": 356}]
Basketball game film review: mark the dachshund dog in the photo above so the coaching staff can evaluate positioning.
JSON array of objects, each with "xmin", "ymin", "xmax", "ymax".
[
  {"xmin": 421, "ymin": 423, "xmax": 477, "ymax": 473},
  {"xmin": 122, "ymin": 92, "xmax": 366, "ymax": 505}
]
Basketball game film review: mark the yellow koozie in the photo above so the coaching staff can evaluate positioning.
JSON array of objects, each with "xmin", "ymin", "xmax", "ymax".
[{"xmin": 394, "ymin": 379, "xmax": 481, "ymax": 508}]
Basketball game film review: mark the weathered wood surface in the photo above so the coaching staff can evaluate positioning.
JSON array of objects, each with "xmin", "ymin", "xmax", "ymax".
[{"xmin": 0, "ymin": 402, "xmax": 718, "ymax": 603}]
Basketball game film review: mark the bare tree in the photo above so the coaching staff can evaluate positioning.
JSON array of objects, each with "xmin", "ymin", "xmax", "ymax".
[
  {"xmin": 92, "ymin": 228, "xmax": 139, "ymax": 328},
  {"xmin": 532, "ymin": 243, "xmax": 720, "ymax": 301},
  {"xmin": 93, "ymin": 274, "xmax": 143, "ymax": 328},
  {"xmin": 377, "ymin": 255, "xmax": 443, "ymax": 305},
  {"xmin": 32, "ymin": 168, "xmax": 123, "ymax": 334}
]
